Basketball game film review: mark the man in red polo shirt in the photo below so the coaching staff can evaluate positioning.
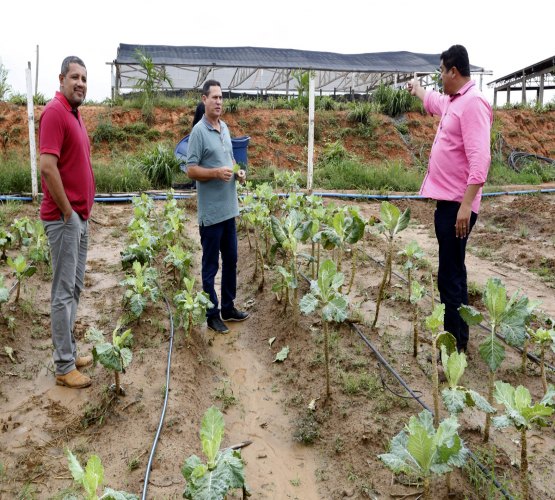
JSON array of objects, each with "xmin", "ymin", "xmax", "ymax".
[
  {"xmin": 40, "ymin": 56, "xmax": 95, "ymax": 388},
  {"xmin": 408, "ymin": 45, "xmax": 492, "ymax": 353}
]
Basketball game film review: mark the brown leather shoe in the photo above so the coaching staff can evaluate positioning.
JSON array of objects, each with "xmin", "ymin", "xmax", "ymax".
[
  {"xmin": 75, "ymin": 355, "xmax": 93, "ymax": 368},
  {"xmin": 56, "ymin": 369, "xmax": 92, "ymax": 389}
]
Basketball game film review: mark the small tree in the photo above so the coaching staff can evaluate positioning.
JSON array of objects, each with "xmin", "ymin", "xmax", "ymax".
[
  {"xmin": 372, "ymin": 201, "xmax": 410, "ymax": 328},
  {"xmin": 183, "ymin": 406, "xmax": 248, "ymax": 499},
  {"xmin": 174, "ymin": 277, "xmax": 213, "ymax": 338},
  {"xmin": 379, "ymin": 410, "xmax": 468, "ymax": 500},
  {"xmin": 86, "ymin": 326, "xmax": 133, "ymax": 396},
  {"xmin": 492, "ymin": 381, "xmax": 555, "ymax": 500},
  {"xmin": 300, "ymin": 259, "xmax": 348, "ymax": 399},
  {"xmin": 133, "ymin": 48, "xmax": 173, "ymax": 125}
]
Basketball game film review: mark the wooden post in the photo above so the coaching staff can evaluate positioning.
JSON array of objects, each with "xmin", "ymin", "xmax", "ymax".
[
  {"xmin": 34, "ymin": 45, "xmax": 39, "ymax": 96},
  {"xmin": 521, "ymin": 74, "xmax": 526, "ymax": 104},
  {"xmin": 307, "ymin": 72, "xmax": 315, "ymax": 193},
  {"xmin": 539, "ymin": 73, "xmax": 545, "ymax": 106},
  {"xmin": 26, "ymin": 62, "xmax": 38, "ymax": 201}
]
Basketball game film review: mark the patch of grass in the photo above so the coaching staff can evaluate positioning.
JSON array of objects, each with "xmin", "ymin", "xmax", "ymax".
[
  {"xmin": 93, "ymin": 160, "xmax": 150, "ymax": 193},
  {"xmin": 0, "ymin": 153, "xmax": 38, "ymax": 193},
  {"xmin": 212, "ymin": 379, "xmax": 237, "ymax": 411},
  {"xmin": 293, "ymin": 411, "xmax": 320, "ymax": 444},
  {"xmin": 314, "ymin": 159, "xmax": 423, "ymax": 191}
]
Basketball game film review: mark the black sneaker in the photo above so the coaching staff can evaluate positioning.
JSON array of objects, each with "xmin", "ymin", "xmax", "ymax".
[
  {"xmin": 207, "ymin": 316, "xmax": 230, "ymax": 334},
  {"xmin": 221, "ymin": 307, "xmax": 250, "ymax": 322}
]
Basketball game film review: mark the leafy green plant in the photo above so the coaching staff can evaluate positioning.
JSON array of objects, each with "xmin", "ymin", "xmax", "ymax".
[
  {"xmin": 10, "ymin": 217, "xmax": 34, "ymax": 247},
  {"xmin": 528, "ymin": 326, "xmax": 555, "ymax": 394},
  {"xmin": 0, "ymin": 226, "xmax": 14, "ymax": 260},
  {"xmin": 492, "ymin": 381, "xmax": 555, "ymax": 500},
  {"xmin": 379, "ymin": 410, "xmax": 468, "ymax": 500},
  {"xmin": 459, "ymin": 277, "xmax": 537, "ymax": 442},
  {"xmin": 440, "ymin": 347, "xmax": 495, "ymax": 416},
  {"xmin": 399, "ymin": 240, "xmax": 425, "ymax": 299},
  {"xmin": 66, "ymin": 449, "xmax": 137, "ymax": 499},
  {"xmin": 85, "ymin": 326, "xmax": 133, "ymax": 396},
  {"xmin": 174, "ymin": 277, "xmax": 213, "ymax": 337},
  {"xmin": 27, "ymin": 221, "xmax": 50, "ymax": 264},
  {"xmin": 271, "ymin": 265, "xmax": 296, "ymax": 312},
  {"xmin": 182, "ymin": 406, "xmax": 248, "ymax": 499},
  {"xmin": 120, "ymin": 261, "xmax": 160, "ymax": 320},
  {"xmin": 425, "ymin": 303, "xmax": 457, "ymax": 426},
  {"xmin": 134, "ymin": 144, "xmax": 181, "ymax": 188},
  {"xmin": 163, "ymin": 244, "xmax": 192, "ymax": 283},
  {"xmin": 372, "ymin": 201, "xmax": 410, "ymax": 328},
  {"xmin": 317, "ymin": 206, "xmax": 366, "ymax": 292},
  {"xmin": 300, "ymin": 259, "xmax": 348, "ymax": 399},
  {"xmin": 7, "ymin": 254, "xmax": 36, "ymax": 302},
  {"xmin": 372, "ymin": 83, "xmax": 416, "ymax": 117}
]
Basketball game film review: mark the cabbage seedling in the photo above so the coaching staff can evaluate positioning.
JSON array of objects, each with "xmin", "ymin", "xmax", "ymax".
[
  {"xmin": 86, "ymin": 326, "xmax": 133, "ymax": 396},
  {"xmin": 174, "ymin": 277, "xmax": 213, "ymax": 337},
  {"xmin": 528, "ymin": 326, "xmax": 555, "ymax": 394},
  {"xmin": 182, "ymin": 406, "xmax": 248, "ymax": 499},
  {"xmin": 379, "ymin": 410, "xmax": 468, "ymax": 500},
  {"xmin": 120, "ymin": 261, "xmax": 160, "ymax": 321},
  {"xmin": 0, "ymin": 227, "xmax": 14, "ymax": 260},
  {"xmin": 492, "ymin": 381, "xmax": 554, "ymax": 500},
  {"xmin": 66, "ymin": 448, "xmax": 137, "ymax": 499},
  {"xmin": 300, "ymin": 259, "xmax": 348, "ymax": 399},
  {"xmin": 7, "ymin": 254, "xmax": 36, "ymax": 302},
  {"xmin": 372, "ymin": 201, "xmax": 410, "ymax": 329}
]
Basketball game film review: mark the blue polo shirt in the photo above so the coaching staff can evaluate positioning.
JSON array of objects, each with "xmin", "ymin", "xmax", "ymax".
[{"xmin": 186, "ymin": 116, "xmax": 239, "ymax": 226}]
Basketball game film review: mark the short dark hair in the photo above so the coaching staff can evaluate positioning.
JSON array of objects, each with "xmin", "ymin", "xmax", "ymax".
[
  {"xmin": 202, "ymin": 79, "xmax": 221, "ymax": 96},
  {"xmin": 440, "ymin": 45, "xmax": 470, "ymax": 77},
  {"xmin": 61, "ymin": 56, "xmax": 86, "ymax": 75}
]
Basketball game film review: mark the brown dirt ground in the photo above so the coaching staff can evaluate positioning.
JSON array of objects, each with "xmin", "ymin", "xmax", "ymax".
[{"xmin": 1, "ymin": 191, "xmax": 555, "ymax": 499}]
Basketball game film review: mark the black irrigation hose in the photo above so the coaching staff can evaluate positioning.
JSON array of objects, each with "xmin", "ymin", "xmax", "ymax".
[
  {"xmin": 364, "ymin": 250, "xmax": 555, "ymax": 373},
  {"xmin": 351, "ymin": 322, "xmax": 515, "ymax": 500},
  {"xmin": 508, "ymin": 151, "xmax": 555, "ymax": 171},
  {"xmin": 141, "ymin": 292, "xmax": 175, "ymax": 500}
]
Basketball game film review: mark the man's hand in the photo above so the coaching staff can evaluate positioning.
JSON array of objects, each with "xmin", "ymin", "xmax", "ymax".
[
  {"xmin": 216, "ymin": 166, "xmax": 234, "ymax": 182},
  {"xmin": 455, "ymin": 205, "xmax": 472, "ymax": 239},
  {"xmin": 407, "ymin": 78, "xmax": 425, "ymax": 101}
]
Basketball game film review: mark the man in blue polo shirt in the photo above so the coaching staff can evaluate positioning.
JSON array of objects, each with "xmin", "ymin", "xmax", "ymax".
[{"xmin": 186, "ymin": 80, "xmax": 249, "ymax": 333}]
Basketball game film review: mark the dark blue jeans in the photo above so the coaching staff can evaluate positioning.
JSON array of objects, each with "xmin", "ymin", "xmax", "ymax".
[
  {"xmin": 199, "ymin": 217, "xmax": 237, "ymax": 319},
  {"xmin": 435, "ymin": 201, "xmax": 478, "ymax": 351}
]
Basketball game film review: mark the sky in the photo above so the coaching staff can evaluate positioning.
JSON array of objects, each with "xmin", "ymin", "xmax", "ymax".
[{"xmin": 1, "ymin": 0, "xmax": 554, "ymax": 105}]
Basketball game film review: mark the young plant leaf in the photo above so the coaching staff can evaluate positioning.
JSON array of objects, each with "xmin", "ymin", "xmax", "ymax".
[{"xmin": 274, "ymin": 346, "xmax": 290, "ymax": 362}]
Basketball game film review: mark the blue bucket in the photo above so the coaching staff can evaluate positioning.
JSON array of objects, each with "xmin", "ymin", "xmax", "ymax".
[{"xmin": 174, "ymin": 134, "xmax": 251, "ymax": 171}]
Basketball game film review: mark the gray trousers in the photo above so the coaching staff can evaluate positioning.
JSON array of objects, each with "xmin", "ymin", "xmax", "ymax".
[{"xmin": 43, "ymin": 211, "xmax": 89, "ymax": 375}]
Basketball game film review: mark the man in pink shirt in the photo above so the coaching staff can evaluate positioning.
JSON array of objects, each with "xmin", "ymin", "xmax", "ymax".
[{"xmin": 408, "ymin": 45, "xmax": 493, "ymax": 352}]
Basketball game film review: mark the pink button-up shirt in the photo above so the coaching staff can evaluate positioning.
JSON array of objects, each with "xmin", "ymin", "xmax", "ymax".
[{"xmin": 420, "ymin": 80, "xmax": 493, "ymax": 213}]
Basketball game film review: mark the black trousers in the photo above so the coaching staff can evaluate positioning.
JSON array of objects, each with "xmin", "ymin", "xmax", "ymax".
[
  {"xmin": 199, "ymin": 217, "xmax": 238, "ymax": 319},
  {"xmin": 434, "ymin": 201, "xmax": 478, "ymax": 350}
]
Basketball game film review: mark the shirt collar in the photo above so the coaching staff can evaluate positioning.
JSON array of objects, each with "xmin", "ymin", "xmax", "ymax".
[
  {"xmin": 55, "ymin": 91, "xmax": 80, "ymax": 117},
  {"xmin": 201, "ymin": 114, "xmax": 221, "ymax": 131},
  {"xmin": 449, "ymin": 79, "xmax": 475, "ymax": 101}
]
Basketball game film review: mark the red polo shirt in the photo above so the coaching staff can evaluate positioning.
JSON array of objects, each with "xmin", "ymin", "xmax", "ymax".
[{"xmin": 39, "ymin": 91, "xmax": 95, "ymax": 221}]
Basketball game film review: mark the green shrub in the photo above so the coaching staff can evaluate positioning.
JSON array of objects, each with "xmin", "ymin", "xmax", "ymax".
[
  {"xmin": 133, "ymin": 144, "xmax": 181, "ymax": 188},
  {"xmin": 0, "ymin": 153, "xmax": 37, "ymax": 193},
  {"xmin": 92, "ymin": 122, "xmax": 127, "ymax": 143},
  {"xmin": 372, "ymin": 84, "xmax": 416, "ymax": 117}
]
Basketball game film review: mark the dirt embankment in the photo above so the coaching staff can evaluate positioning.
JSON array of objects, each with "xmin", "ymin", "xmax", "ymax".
[{"xmin": 1, "ymin": 101, "xmax": 554, "ymax": 170}]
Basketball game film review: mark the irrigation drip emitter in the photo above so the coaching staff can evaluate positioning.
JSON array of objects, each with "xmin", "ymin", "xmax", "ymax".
[
  {"xmin": 297, "ymin": 269, "xmax": 514, "ymax": 499},
  {"xmin": 141, "ymin": 292, "xmax": 175, "ymax": 500}
]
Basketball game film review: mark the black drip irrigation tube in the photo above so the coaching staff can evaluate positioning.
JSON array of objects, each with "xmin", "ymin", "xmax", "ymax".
[{"xmin": 141, "ymin": 293, "xmax": 175, "ymax": 500}]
